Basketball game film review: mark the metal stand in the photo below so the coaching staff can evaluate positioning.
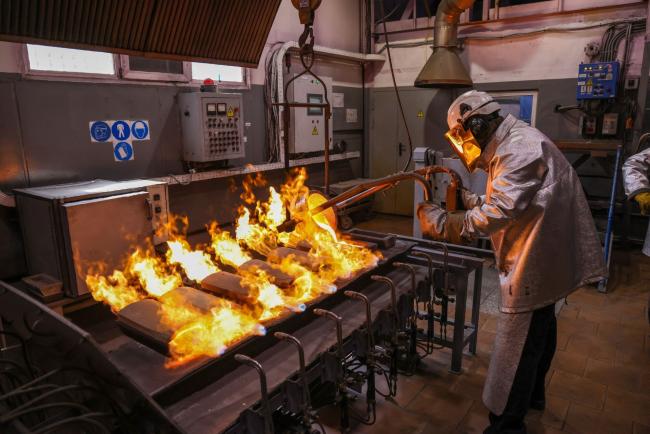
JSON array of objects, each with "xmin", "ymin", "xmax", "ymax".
[{"xmin": 399, "ymin": 238, "xmax": 488, "ymax": 374}]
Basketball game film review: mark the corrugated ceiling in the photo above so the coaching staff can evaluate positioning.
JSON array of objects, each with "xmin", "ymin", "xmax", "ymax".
[{"xmin": 0, "ymin": 0, "xmax": 282, "ymax": 67}]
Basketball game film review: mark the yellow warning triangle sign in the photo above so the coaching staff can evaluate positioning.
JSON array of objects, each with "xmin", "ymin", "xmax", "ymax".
[
  {"xmin": 312, "ymin": 126, "xmax": 319, "ymax": 135},
  {"xmin": 227, "ymin": 106, "xmax": 234, "ymax": 118}
]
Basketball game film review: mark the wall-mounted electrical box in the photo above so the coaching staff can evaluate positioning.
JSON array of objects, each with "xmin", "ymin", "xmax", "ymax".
[
  {"xmin": 287, "ymin": 75, "xmax": 334, "ymax": 154},
  {"xmin": 602, "ymin": 113, "xmax": 619, "ymax": 136},
  {"xmin": 580, "ymin": 115, "xmax": 597, "ymax": 136},
  {"xmin": 576, "ymin": 61, "xmax": 619, "ymax": 100},
  {"xmin": 179, "ymin": 92, "xmax": 245, "ymax": 162},
  {"xmin": 625, "ymin": 77, "xmax": 639, "ymax": 90}
]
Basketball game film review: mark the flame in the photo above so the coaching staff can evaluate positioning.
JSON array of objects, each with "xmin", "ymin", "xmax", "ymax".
[
  {"xmin": 235, "ymin": 207, "xmax": 277, "ymax": 255},
  {"xmin": 276, "ymin": 256, "xmax": 336, "ymax": 301},
  {"xmin": 166, "ymin": 239, "xmax": 219, "ymax": 282},
  {"xmin": 85, "ymin": 270, "xmax": 143, "ymax": 313},
  {"xmin": 240, "ymin": 269, "xmax": 305, "ymax": 320},
  {"xmin": 129, "ymin": 248, "xmax": 182, "ymax": 297},
  {"xmin": 209, "ymin": 223, "xmax": 251, "ymax": 267},
  {"xmin": 259, "ymin": 186, "xmax": 286, "ymax": 230},
  {"xmin": 240, "ymin": 171, "xmax": 267, "ymax": 205},
  {"xmin": 166, "ymin": 303, "xmax": 266, "ymax": 367},
  {"xmin": 86, "ymin": 167, "xmax": 381, "ymax": 368}
]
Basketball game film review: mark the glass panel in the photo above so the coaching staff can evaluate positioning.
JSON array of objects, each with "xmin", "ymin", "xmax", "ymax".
[
  {"xmin": 27, "ymin": 44, "xmax": 114, "ymax": 75},
  {"xmin": 128, "ymin": 56, "xmax": 184, "ymax": 74},
  {"xmin": 490, "ymin": 0, "xmax": 548, "ymax": 6},
  {"xmin": 374, "ymin": 0, "xmax": 410, "ymax": 23},
  {"xmin": 307, "ymin": 94, "xmax": 323, "ymax": 116},
  {"xmin": 191, "ymin": 63, "xmax": 243, "ymax": 82},
  {"xmin": 415, "ymin": 0, "xmax": 441, "ymax": 18},
  {"xmin": 518, "ymin": 95, "xmax": 534, "ymax": 125},
  {"xmin": 469, "ymin": 0, "xmax": 484, "ymax": 21},
  {"xmin": 492, "ymin": 95, "xmax": 534, "ymax": 125}
]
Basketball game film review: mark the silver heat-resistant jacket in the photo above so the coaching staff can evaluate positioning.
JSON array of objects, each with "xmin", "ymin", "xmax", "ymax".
[
  {"xmin": 420, "ymin": 115, "xmax": 607, "ymax": 415},
  {"xmin": 622, "ymin": 147, "xmax": 650, "ymax": 255},
  {"xmin": 423, "ymin": 115, "xmax": 607, "ymax": 314}
]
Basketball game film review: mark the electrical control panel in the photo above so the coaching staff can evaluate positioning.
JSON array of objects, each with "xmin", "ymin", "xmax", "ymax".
[
  {"xmin": 146, "ymin": 183, "xmax": 171, "ymax": 246},
  {"xmin": 576, "ymin": 61, "xmax": 619, "ymax": 100},
  {"xmin": 179, "ymin": 92, "xmax": 245, "ymax": 162},
  {"xmin": 580, "ymin": 115, "xmax": 597, "ymax": 136},
  {"xmin": 287, "ymin": 75, "xmax": 334, "ymax": 154}
]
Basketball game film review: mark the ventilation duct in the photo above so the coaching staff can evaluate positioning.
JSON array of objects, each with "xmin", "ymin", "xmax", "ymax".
[
  {"xmin": 0, "ymin": 0, "xmax": 281, "ymax": 67},
  {"xmin": 414, "ymin": 0, "xmax": 474, "ymax": 88}
]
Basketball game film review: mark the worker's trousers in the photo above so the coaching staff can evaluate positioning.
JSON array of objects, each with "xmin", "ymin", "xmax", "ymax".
[{"xmin": 485, "ymin": 303, "xmax": 557, "ymax": 434}]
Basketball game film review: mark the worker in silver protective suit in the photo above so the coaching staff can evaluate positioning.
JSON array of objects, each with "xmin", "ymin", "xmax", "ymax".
[
  {"xmin": 622, "ymin": 147, "xmax": 650, "ymax": 256},
  {"xmin": 418, "ymin": 90, "xmax": 607, "ymax": 434}
]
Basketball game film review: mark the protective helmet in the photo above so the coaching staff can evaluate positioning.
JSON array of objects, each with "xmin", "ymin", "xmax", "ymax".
[
  {"xmin": 444, "ymin": 91, "xmax": 501, "ymax": 173},
  {"xmin": 447, "ymin": 90, "xmax": 501, "ymax": 130}
]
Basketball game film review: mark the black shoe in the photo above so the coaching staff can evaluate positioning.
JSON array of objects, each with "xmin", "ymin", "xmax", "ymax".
[{"xmin": 483, "ymin": 424, "xmax": 527, "ymax": 434}]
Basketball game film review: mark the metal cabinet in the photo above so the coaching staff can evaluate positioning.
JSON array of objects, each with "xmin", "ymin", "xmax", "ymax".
[
  {"xmin": 15, "ymin": 179, "xmax": 169, "ymax": 297},
  {"xmin": 369, "ymin": 88, "xmax": 452, "ymax": 215}
]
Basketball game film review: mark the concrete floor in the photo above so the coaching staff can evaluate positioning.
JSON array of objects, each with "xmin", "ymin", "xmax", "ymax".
[{"xmin": 330, "ymin": 213, "xmax": 650, "ymax": 434}]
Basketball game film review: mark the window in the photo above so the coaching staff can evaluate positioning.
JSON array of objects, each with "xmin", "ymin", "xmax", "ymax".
[
  {"xmin": 490, "ymin": 0, "xmax": 547, "ymax": 6},
  {"xmin": 307, "ymin": 94, "xmax": 324, "ymax": 115},
  {"xmin": 191, "ymin": 62, "xmax": 244, "ymax": 84},
  {"xmin": 374, "ymin": 0, "xmax": 441, "ymax": 22},
  {"xmin": 119, "ymin": 55, "xmax": 190, "ymax": 81},
  {"xmin": 23, "ymin": 44, "xmax": 246, "ymax": 86},
  {"xmin": 489, "ymin": 91, "xmax": 538, "ymax": 126},
  {"xmin": 25, "ymin": 44, "xmax": 115, "ymax": 76}
]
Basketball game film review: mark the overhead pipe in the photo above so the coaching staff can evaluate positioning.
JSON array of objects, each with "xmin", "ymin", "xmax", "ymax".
[{"xmin": 414, "ymin": 0, "xmax": 475, "ymax": 87}]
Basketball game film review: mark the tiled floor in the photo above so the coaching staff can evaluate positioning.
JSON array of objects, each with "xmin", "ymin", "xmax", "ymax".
[{"xmin": 328, "ymin": 214, "xmax": 650, "ymax": 434}]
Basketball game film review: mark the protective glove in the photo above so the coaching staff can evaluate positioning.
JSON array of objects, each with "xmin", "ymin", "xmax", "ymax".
[
  {"xmin": 635, "ymin": 192, "xmax": 650, "ymax": 215},
  {"xmin": 417, "ymin": 202, "xmax": 467, "ymax": 244},
  {"xmin": 460, "ymin": 188, "xmax": 483, "ymax": 209}
]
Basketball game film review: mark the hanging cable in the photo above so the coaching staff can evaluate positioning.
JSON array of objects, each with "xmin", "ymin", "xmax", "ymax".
[
  {"xmin": 374, "ymin": 3, "xmax": 401, "ymax": 25},
  {"xmin": 379, "ymin": 0, "xmax": 413, "ymax": 172},
  {"xmin": 264, "ymin": 42, "xmax": 285, "ymax": 163}
]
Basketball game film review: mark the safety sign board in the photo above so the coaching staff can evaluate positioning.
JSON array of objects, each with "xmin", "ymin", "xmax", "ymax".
[
  {"xmin": 312, "ymin": 126, "xmax": 318, "ymax": 135},
  {"xmin": 113, "ymin": 142, "xmax": 134, "ymax": 161},
  {"xmin": 89, "ymin": 120, "xmax": 150, "ymax": 162},
  {"xmin": 131, "ymin": 120, "xmax": 149, "ymax": 140},
  {"xmin": 89, "ymin": 121, "xmax": 111, "ymax": 142},
  {"xmin": 112, "ymin": 121, "xmax": 131, "ymax": 141}
]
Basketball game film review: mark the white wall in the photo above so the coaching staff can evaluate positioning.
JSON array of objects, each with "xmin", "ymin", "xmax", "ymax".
[
  {"xmin": 371, "ymin": 2, "xmax": 647, "ymax": 87},
  {"xmin": 250, "ymin": 0, "xmax": 362, "ymax": 85}
]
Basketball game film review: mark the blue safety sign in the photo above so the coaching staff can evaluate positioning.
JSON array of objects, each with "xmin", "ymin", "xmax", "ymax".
[
  {"xmin": 112, "ymin": 120, "xmax": 131, "ymax": 141},
  {"xmin": 90, "ymin": 119, "xmax": 150, "ymax": 162},
  {"xmin": 131, "ymin": 120, "xmax": 149, "ymax": 140},
  {"xmin": 113, "ymin": 142, "xmax": 134, "ymax": 161},
  {"xmin": 89, "ymin": 121, "xmax": 111, "ymax": 142}
]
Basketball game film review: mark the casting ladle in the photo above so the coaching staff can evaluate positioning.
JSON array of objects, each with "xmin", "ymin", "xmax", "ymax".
[{"xmin": 299, "ymin": 165, "xmax": 461, "ymax": 232}]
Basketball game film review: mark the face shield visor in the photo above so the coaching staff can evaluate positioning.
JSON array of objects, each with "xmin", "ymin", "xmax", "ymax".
[{"xmin": 444, "ymin": 124, "xmax": 482, "ymax": 172}]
